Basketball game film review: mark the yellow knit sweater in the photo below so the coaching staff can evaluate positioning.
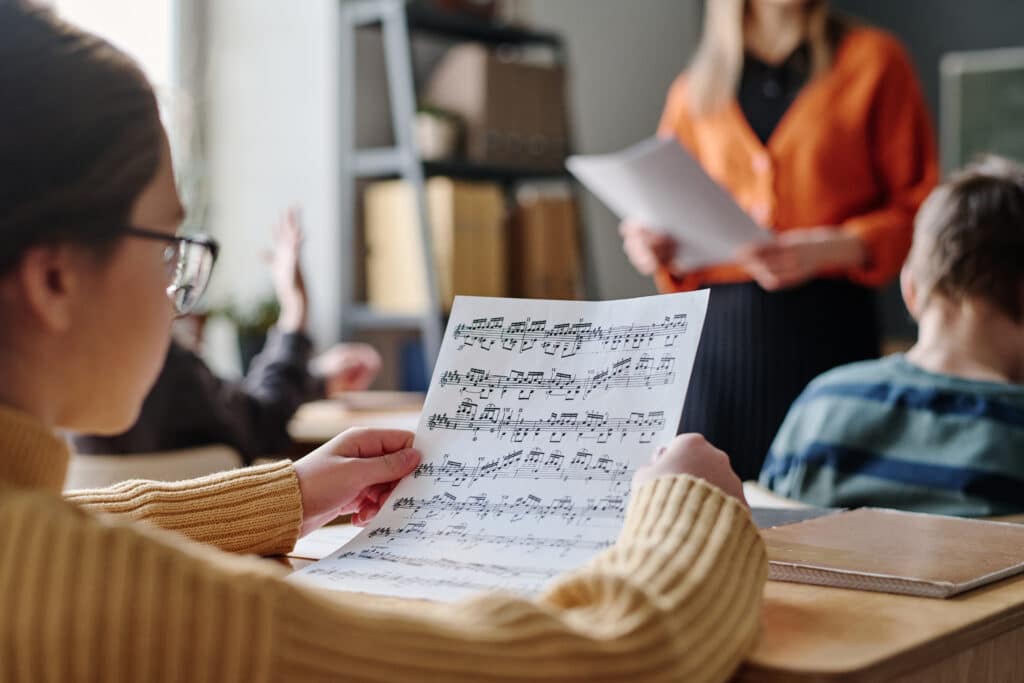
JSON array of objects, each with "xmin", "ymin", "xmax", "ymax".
[{"xmin": 0, "ymin": 405, "xmax": 767, "ymax": 682}]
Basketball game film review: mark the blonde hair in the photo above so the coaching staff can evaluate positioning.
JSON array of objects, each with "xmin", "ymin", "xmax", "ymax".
[{"xmin": 687, "ymin": 0, "xmax": 846, "ymax": 116}]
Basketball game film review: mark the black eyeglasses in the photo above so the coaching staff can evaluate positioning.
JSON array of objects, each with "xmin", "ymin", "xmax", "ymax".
[{"xmin": 124, "ymin": 226, "xmax": 220, "ymax": 316}]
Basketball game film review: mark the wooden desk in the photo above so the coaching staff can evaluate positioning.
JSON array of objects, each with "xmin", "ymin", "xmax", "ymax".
[
  {"xmin": 737, "ymin": 575, "xmax": 1024, "ymax": 682},
  {"xmin": 287, "ymin": 394, "xmax": 423, "ymax": 447}
]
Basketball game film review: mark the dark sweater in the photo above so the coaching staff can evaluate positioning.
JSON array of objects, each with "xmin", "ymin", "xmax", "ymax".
[{"xmin": 72, "ymin": 329, "xmax": 323, "ymax": 463}]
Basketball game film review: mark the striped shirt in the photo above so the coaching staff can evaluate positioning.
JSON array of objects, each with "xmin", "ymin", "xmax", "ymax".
[{"xmin": 759, "ymin": 354, "xmax": 1024, "ymax": 517}]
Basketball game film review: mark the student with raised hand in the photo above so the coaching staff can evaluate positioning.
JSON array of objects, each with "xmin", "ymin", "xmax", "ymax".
[
  {"xmin": 621, "ymin": 0, "xmax": 938, "ymax": 480},
  {"xmin": 70, "ymin": 206, "xmax": 383, "ymax": 463},
  {"xmin": 0, "ymin": 3, "xmax": 765, "ymax": 681},
  {"xmin": 761, "ymin": 157, "xmax": 1024, "ymax": 516}
]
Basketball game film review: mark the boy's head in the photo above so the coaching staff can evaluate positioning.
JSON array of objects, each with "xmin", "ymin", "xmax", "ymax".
[{"xmin": 903, "ymin": 156, "xmax": 1024, "ymax": 324}]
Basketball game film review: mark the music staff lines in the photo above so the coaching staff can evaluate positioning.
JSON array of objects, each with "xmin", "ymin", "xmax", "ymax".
[
  {"xmin": 369, "ymin": 522, "xmax": 614, "ymax": 554},
  {"xmin": 439, "ymin": 354, "xmax": 676, "ymax": 401},
  {"xmin": 338, "ymin": 547, "xmax": 555, "ymax": 580},
  {"xmin": 392, "ymin": 491, "xmax": 627, "ymax": 526},
  {"xmin": 454, "ymin": 314, "xmax": 687, "ymax": 356},
  {"xmin": 413, "ymin": 447, "xmax": 632, "ymax": 487},
  {"xmin": 303, "ymin": 568, "xmax": 506, "ymax": 594},
  {"xmin": 427, "ymin": 400, "xmax": 665, "ymax": 443}
]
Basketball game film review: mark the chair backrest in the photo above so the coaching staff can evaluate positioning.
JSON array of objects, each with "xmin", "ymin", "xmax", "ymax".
[{"xmin": 64, "ymin": 444, "xmax": 243, "ymax": 491}]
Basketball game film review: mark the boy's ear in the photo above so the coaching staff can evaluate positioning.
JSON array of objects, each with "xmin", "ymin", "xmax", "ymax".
[
  {"xmin": 900, "ymin": 265, "xmax": 920, "ymax": 321},
  {"xmin": 11, "ymin": 244, "xmax": 79, "ymax": 333}
]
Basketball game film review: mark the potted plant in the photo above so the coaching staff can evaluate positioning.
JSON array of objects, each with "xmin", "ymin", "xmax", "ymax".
[{"xmin": 211, "ymin": 296, "xmax": 280, "ymax": 373}]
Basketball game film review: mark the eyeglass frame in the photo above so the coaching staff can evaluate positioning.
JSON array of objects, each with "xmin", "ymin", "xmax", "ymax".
[{"xmin": 122, "ymin": 226, "xmax": 220, "ymax": 316}]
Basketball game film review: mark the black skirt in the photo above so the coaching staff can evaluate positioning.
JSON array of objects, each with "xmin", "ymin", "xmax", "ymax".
[{"xmin": 679, "ymin": 279, "xmax": 881, "ymax": 481}]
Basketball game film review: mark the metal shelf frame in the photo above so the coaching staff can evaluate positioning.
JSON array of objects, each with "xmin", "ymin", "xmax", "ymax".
[{"xmin": 338, "ymin": 0, "xmax": 593, "ymax": 379}]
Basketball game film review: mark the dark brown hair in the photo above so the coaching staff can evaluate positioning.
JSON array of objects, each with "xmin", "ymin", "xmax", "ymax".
[
  {"xmin": 910, "ymin": 156, "xmax": 1024, "ymax": 321},
  {"xmin": 0, "ymin": 0, "xmax": 163, "ymax": 276}
]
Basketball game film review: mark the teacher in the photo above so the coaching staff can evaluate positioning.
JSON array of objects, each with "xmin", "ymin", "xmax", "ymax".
[{"xmin": 621, "ymin": 0, "xmax": 938, "ymax": 480}]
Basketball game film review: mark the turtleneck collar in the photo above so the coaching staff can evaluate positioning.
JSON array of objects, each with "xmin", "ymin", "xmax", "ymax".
[{"xmin": 0, "ymin": 403, "xmax": 70, "ymax": 493}]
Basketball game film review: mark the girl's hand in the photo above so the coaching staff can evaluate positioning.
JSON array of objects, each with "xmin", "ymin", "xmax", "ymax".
[
  {"xmin": 736, "ymin": 227, "xmax": 867, "ymax": 291},
  {"xmin": 265, "ymin": 206, "xmax": 309, "ymax": 332},
  {"xmin": 293, "ymin": 427, "xmax": 421, "ymax": 535},
  {"xmin": 632, "ymin": 433, "xmax": 746, "ymax": 506}
]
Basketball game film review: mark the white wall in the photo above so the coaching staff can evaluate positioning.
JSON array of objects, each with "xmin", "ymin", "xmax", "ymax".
[
  {"xmin": 205, "ymin": 0, "xmax": 342, "ymax": 370},
  {"xmin": 517, "ymin": 0, "xmax": 701, "ymax": 298}
]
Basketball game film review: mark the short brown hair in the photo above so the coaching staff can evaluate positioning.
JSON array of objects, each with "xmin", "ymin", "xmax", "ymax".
[
  {"xmin": 0, "ymin": 0, "xmax": 162, "ymax": 276},
  {"xmin": 909, "ymin": 156, "xmax": 1024, "ymax": 321}
]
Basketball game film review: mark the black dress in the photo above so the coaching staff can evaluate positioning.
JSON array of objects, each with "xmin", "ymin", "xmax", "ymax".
[{"xmin": 677, "ymin": 46, "xmax": 881, "ymax": 480}]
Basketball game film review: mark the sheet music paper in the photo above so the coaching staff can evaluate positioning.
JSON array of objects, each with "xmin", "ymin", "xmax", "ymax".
[
  {"xmin": 567, "ymin": 137, "xmax": 768, "ymax": 269},
  {"xmin": 291, "ymin": 291, "xmax": 709, "ymax": 601}
]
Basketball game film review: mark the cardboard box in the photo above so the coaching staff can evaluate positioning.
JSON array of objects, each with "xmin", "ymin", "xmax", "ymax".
[
  {"xmin": 509, "ymin": 189, "xmax": 581, "ymax": 300},
  {"xmin": 365, "ymin": 178, "xmax": 508, "ymax": 313},
  {"xmin": 424, "ymin": 43, "xmax": 569, "ymax": 170}
]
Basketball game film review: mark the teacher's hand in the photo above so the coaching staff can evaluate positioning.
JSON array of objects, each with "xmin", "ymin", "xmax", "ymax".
[
  {"xmin": 736, "ymin": 227, "xmax": 867, "ymax": 291},
  {"xmin": 293, "ymin": 427, "xmax": 421, "ymax": 535},
  {"xmin": 620, "ymin": 220, "xmax": 682, "ymax": 276}
]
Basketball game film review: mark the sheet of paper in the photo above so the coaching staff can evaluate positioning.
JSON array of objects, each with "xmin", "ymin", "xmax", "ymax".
[
  {"xmin": 567, "ymin": 137, "xmax": 768, "ymax": 269},
  {"xmin": 291, "ymin": 291, "xmax": 709, "ymax": 601},
  {"xmin": 290, "ymin": 524, "xmax": 364, "ymax": 561}
]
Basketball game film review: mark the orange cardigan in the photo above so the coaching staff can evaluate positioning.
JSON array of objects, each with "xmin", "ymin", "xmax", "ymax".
[{"xmin": 655, "ymin": 27, "xmax": 939, "ymax": 293}]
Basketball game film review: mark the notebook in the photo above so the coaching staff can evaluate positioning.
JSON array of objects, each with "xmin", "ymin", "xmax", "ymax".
[{"xmin": 763, "ymin": 508, "xmax": 1024, "ymax": 598}]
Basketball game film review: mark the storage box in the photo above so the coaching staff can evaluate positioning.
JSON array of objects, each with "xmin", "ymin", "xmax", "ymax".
[
  {"xmin": 424, "ymin": 43, "xmax": 569, "ymax": 170},
  {"xmin": 365, "ymin": 178, "xmax": 508, "ymax": 313},
  {"xmin": 509, "ymin": 189, "xmax": 581, "ymax": 300}
]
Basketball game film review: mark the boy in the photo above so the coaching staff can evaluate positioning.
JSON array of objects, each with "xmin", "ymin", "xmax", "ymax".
[{"xmin": 760, "ymin": 157, "xmax": 1024, "ymax": 516}]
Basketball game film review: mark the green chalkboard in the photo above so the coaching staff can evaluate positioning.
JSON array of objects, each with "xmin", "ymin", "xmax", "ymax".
[{"xmin": 941, "ymin": 47, "xmax": 1024, "ymax": 173}]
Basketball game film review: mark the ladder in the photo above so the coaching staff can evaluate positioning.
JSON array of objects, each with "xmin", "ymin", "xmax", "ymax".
[{"xmin": 338, "ymin": 0, "xmax": 444, "ymax": 371}]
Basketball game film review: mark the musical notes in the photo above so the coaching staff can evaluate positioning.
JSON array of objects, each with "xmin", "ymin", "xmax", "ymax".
[
  {"xmin": 413, "ymin": 447, "xmax": 632, "ymax": 491},
  {"xmin": 454, "ymin": 314, "xmax": 688, "ymax": 356},
  {"xmin": 439, "ymin": 354, "xmax": 676, "ymax": 401},
  {"xmin": 392, "ymin": 491, "xmax": 627, "ymax": 526},
  {"xmin": 291, "ymin": 292, "xmax": 709, "ymax": 602},
  {"xmin": 427, "ymin": 402, "xmax": 665, "ymax": 443}
]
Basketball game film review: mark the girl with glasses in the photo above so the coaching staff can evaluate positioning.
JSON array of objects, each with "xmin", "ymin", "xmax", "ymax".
[{"xmin": 0, "ymin": 2, "xmax": 763, "ymax": 681}]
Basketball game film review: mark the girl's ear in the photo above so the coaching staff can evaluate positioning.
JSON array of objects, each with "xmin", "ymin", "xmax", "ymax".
[{"xmin": 12, "ymin": 243, "xmax": 81, "ymax": 333}]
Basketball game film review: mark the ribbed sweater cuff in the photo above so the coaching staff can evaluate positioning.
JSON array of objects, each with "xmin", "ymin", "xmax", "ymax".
[{"xmin": 65, "ymin": 460, "xmax": 303, "ymax": 556}]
